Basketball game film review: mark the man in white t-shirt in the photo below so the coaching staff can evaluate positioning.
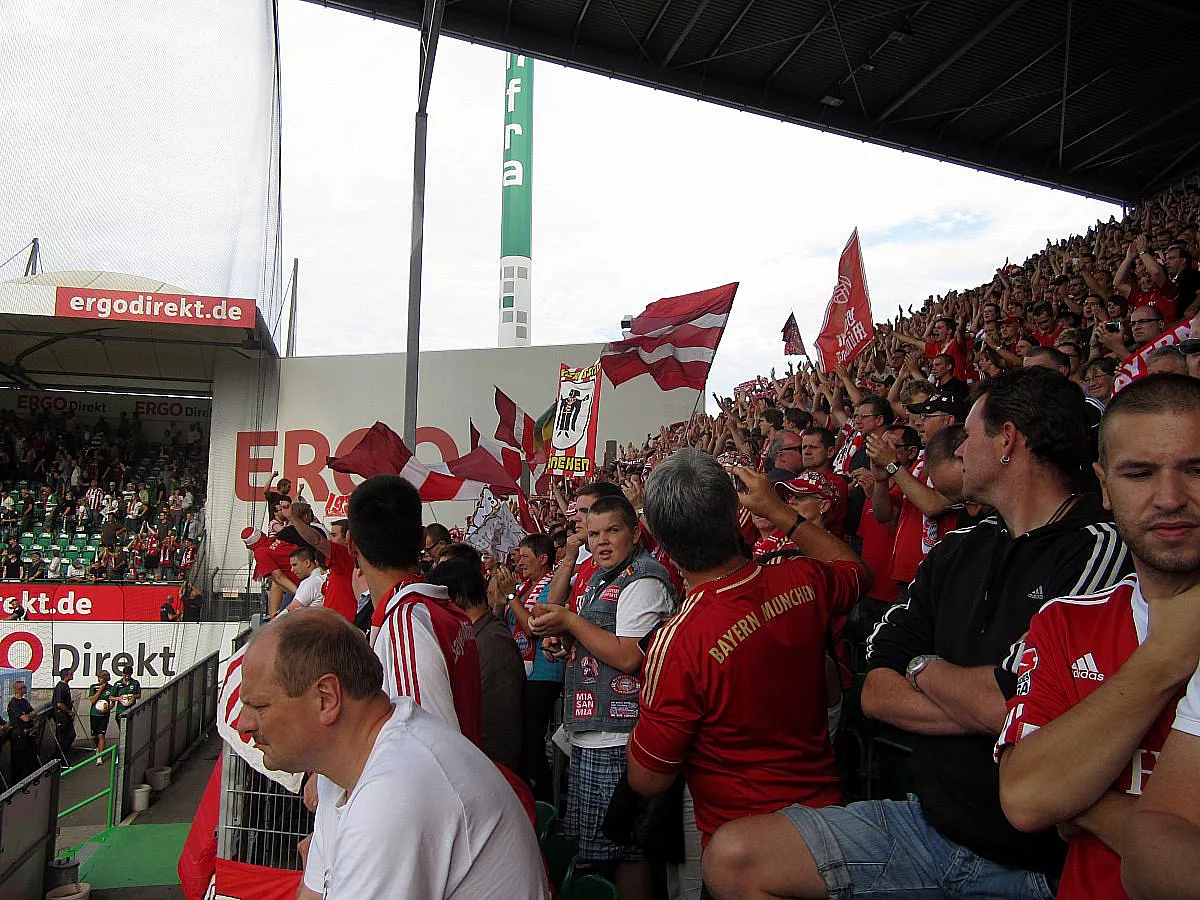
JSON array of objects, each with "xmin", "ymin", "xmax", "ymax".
[
  {"xmin": 528, "ymin": 494, "xmax": 675, "ymax": 900},
  {"xmin": 286, "ymin": 546, "xmax": 327, "ymax": 611},
  {"xmin": 237, "ymin": 608, "xmax": 548, "ymax": 900}
]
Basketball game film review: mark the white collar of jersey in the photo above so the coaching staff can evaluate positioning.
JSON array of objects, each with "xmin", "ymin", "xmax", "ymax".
[
  {"xmin": 1129, "ymin": 575, "xmax": 1148, "ymax": 645},
  {"xmin": 383, "ymin": 581, "xmax": 450, "ymax": 617}
]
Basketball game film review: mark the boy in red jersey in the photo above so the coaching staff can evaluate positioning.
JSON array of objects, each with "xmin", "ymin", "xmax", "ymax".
[{"xmin": 997, "ymin": 374, "xmax": 1200, "ymax": 900}]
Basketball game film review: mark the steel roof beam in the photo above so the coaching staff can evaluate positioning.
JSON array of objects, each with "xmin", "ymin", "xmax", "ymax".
[
  {"xmin": 661, "ymin": 0, "xmax": 711, "ymax": 67},
  {"xmin": 874, "ymin": 0, "xmax": 1029, "ymax": 125},
  {"xmin": 994, "ymin": 66, "xmax": 1110, "ymax": 144},
  {"xmin": 1070, "ymin": 93, "xmax": 1200, "ymax": 173}
]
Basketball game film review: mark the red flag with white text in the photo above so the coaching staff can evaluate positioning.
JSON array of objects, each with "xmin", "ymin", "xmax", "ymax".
[
  {"xmin": 814, "ymin": 230, "xmax": 875, "ymax": 371},
  {"xmin": 1113, "ymin": 320, "xmax": 1192, "ymax": 393}
]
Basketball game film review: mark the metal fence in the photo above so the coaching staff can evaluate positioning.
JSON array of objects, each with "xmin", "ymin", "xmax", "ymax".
[
  {"xmin": 204, "ymin": 566, "xmax": 263, "ymax": 622},
  {"xmin": 217, "ymin": 625, "xmax": 313, "ymax": 870},
  {"xmin": 0, "ymin": 761, "xmax": 59, "ymax": 900},
  {"xmin": 115, "ymin": 650, "xmax": 218, "ymax": 819},
  {"xmin": 217, "ymin": 746, "xmax": 313, "ymax": 871}
]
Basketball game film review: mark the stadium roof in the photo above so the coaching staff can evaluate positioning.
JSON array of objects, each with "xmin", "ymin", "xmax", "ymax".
[
  {"xmin": 317, "ymin": 0, "xmax": 1200, "ymax": 203},
  {"xmin": 0, "ymin": 271, "xmax": 278, "ymax": 397}
]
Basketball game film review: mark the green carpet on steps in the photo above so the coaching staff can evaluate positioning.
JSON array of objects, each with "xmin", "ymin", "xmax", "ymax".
[{"xmin": 77, "ymin": 823, "xmax": 189, "ymax": 888}]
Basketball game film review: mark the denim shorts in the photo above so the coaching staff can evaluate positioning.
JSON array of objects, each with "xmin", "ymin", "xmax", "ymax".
[{"xmin": 779, "ymin": 797, "xmax": 1056, "ymax": 899}]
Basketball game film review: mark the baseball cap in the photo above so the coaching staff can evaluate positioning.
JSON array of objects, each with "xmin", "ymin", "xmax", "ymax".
[
  {"xmin": 907, "ymin": 393, "xmax": 968, "ymax": 420},
  {"xmin": 775, "ymin": 471, "xmax": 836, "ymax": 502},
  {"xmin": 1001, "ymin": 315, "xmax": 1023, "ymax": 326}
]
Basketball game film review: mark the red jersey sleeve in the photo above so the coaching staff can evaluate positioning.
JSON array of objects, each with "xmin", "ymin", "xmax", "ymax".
[
  {"xmin": 322, "ymin": 542, "xmax": 358, "ymax": 622},
  {"xmin": 995, "ymin": 605, "xmax": 1073, "ymax": 760},
  {"xmin": 630, "ymin": 607, "xmax": 703, "ymax": 775}
]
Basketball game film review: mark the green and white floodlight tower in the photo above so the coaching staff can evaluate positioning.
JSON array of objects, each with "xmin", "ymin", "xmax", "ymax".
[{"xmin": 498, "ymin": 52, "xmax": 533, "ymax": 348}]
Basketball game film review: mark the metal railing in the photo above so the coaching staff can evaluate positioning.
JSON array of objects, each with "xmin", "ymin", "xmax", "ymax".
[
  {"xmin": 115, "ymin": 650, "xmax": 218, "ymax": 819},
  {"xmin": 217, "ymin": 746, "xmax": 313, "ymax": 871},
  {"xmin": 0, "ymin": 761, "xmax": 60, "ymax": 900},
  {"xmin": 54, "ymin": 746, "xmax": 119, "ymax": 857}
]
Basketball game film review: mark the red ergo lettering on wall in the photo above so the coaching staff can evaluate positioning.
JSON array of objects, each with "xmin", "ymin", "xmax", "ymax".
[{"xmin": 235, "ymin": 428, "xmax": 459, "ymax": 501}]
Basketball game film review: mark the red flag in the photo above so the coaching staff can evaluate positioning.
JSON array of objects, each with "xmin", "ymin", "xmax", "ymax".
[
  {"xmin": 494, "ymin": 387, "xmax": 538, "ymax": 459},
  {"xmin": 814, "ymin": 230, "xmax": 875, "ymax": 371},
  {"xmin": 471, "ymin": 421, "xmax": 524, "ymax": 482},
  {"xmin": 214, "ymin": 858, "xmax": 302, "ymax": 900},
  {"xmin": 1113, "ymin": 320, "xmax": 1191, "ymax": 393},
  {"xmin": 327, "ymin": 422, "xmax": 484, "ymax": 502},
  {"xmin": 445, "ymin": 445, "xmax": 522, "ymax": 495},
  {"xmin": 782, "ymin": 312, "xmax": 806, "ymax": 356},
  {"xmin": 600, "ymin": 282, "xmax": 738, "ymax": 391},
  {"xmin": 328, "ymin": 421, "xmax": 520, "ymax": 502},
  {"xmin": 514, "ymin": 490, "xmax": 542, "ymax": 533},
  {"xmin": 325, "ymin": 420, "xmax": 411, "ymax": 480},
  {"xmin": 178, "ymin": 758, "xmax": 221, "ymax": 899}
]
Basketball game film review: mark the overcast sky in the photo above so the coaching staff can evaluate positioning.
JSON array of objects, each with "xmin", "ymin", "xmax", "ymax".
[
  {"xmin": 0, "ymin": 1, "xmax": 1121, "ymax": 404},
  {"xmin": 278, "ymin": 1, "xmax": 1120, "ymax": 398}
]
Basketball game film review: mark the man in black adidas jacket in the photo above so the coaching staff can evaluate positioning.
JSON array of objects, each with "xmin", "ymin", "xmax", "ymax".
[{"xmin": 704, "ymin": 367, "xmax": 1132, "ymax": 900}]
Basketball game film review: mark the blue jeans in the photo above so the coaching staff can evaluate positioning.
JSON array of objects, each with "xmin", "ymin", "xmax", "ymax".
[{"xmin": 779, "ymin": 797, "xmax": 1056, "ymax": 899}]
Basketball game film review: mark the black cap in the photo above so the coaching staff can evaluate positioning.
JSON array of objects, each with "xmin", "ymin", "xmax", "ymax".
[{"xmin": 907, "ymin": 393, "xmax": 968, "ymax": 421}]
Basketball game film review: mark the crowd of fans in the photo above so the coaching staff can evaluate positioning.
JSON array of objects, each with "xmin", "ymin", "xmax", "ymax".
[
  {"xmin": 0, "ymin": 407, "xmax": 208, "ymax": 584},
  {"xmin": 230, "ymin": 184, "xmax": 1200, "ymax": 900}
]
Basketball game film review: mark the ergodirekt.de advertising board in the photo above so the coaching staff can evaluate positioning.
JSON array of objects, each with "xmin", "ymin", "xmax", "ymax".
[
  {"xmin": 54, "ymin": 286, "xmax": 254, "ymax": 328},
  {"xmin": 0, "ymin": 621, "xmax": 244, "ymax": 688}
]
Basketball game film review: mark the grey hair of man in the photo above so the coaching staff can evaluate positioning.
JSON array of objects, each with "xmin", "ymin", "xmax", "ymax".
[{"xmin": 643, "ymin": 448, "xmax": 744, "ymax": 573}]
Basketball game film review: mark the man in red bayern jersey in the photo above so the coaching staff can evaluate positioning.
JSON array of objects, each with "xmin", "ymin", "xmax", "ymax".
[
  {"xmin": 996, "ymin": 374, "xmax": 1200, "ymax": 899},
  {"xmin": 628, "ymin": 449, "xmax": 869, "ymax": 845}
]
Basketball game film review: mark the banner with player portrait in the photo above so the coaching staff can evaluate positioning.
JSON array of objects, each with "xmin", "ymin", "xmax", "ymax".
[{"xmin": 548, "ymin": 361, "xmax": 603, "ymax": 478}]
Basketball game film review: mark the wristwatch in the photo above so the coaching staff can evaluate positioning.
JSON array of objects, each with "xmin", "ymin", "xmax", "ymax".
[
  {"xmin": 906, "ymin": 654, "xmax": 941, "ymax": 692},
  {"xmin": 885, "ymin": 462, "xmax": 900, "ymax": 476}
]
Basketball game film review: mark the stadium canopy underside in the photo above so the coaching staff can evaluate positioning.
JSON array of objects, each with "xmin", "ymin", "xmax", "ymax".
[
  {"xmin": 0, "ymin": 271, "xmax": 278, "ymax": 399},
  {"xmin": 316, "ymin": 0, "xmax": 1200, "ymax": 203}
]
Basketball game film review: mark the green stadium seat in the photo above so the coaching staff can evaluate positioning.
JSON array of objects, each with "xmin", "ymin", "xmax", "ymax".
[
  {"xmin": 19, "ymin": 535, "xmax": 35, "ymax": 549},
  {"xmin": 39, "ymin": 531, "xmax": 53, "ymax": 542},
  {"xmin": 535, "ymin": 801, "xmax": 558, "ymax": 844},
  {"xmin": 65, "ymin": 551, "xmax": 79, "ymax": 563},
  {"xmin": 71, "ymin": 535, "xmax": 87, "ymax": 549},
  {"xmin": 542, "ymin": 833, "xmax": 579, "ymax": 893},
  {"xmin": 564, "ymin": 875, "xmax": 618, "ymax": 900}
]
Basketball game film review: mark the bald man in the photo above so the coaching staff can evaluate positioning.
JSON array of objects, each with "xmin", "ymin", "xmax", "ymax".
[{"xmin": 237, "ymin": 609, "xmax": 547, "ymax": 899}]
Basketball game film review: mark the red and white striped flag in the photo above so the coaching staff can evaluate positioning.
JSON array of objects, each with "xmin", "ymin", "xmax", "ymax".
[
  {"xmin": 599, "ymin": 282, "xmax": 738, "ymax": 391},
  {"xmin": 218, "ymin": 644, "xmax": 304, "ymax": 793},
  {"xmin": 327, "ymin": 421, "xmax": 518, "ymax": 502},
  {"xmin": 494, "ymin": 386, "xmax": 538, "ymax": 459},
  {"xmin": 470, "ymin": 421, "xmax": 523, "ymax": 482}
]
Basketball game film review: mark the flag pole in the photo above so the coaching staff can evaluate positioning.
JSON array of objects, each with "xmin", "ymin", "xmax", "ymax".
[{"xmin": 402, "ymin": 0, "xmax": 445, "ymax": 448}]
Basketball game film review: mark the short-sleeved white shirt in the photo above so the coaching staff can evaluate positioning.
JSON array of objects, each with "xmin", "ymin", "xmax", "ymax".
[
  {"xmin": 1174, "ymin": 664, "xmax": 1200, "ymax": 736},
  {"xmin": 303, "ymin": 699, "xmax": 549, "ymax": 899},
  {"xmin": 290, "ymin": 570, "xmax": 327, "ymax": 609}
]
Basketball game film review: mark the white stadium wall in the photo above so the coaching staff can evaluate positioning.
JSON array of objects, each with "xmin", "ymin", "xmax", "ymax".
[
  {"xmin": 207, "ymin": 352, "xmax": 282, "ymax": 579},
  {"xmin": 207, "ymin": 343, "xmax": 699, "ymax": 573}
]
